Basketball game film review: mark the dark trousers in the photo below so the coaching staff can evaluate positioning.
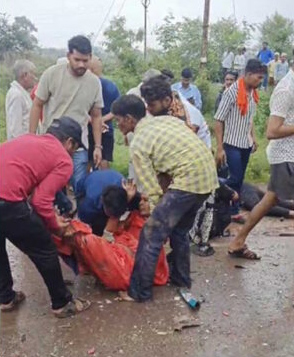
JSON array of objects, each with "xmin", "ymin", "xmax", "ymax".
[
  {"xmin": 224, "ymin": 144, "xmax": 252, "ymax": 214},
  {"xmin": 0, "ymin": 200, "xmax": 72, "ymax": 309},
  {"xmin": 241, "ymin": 184, "xmax": 294, "ymax": 218},
  {"xmin": 128, "ymin": 189, "xmax": 209, "ymax": 302}
]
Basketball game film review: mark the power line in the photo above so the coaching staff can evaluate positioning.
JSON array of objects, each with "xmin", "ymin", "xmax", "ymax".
[
  {"xmin": 117, "ymin": 0, "xmax": 128, "ymax": 17},
  {"xmin": 232, "ymin": 0, "xmax": 236, "ymax": 20},
  {"xmin": 92, "ymin": 0, "xmax": 117, "ymax": 45}
]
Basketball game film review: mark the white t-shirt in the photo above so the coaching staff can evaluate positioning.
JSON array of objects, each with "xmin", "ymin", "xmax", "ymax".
[
  {"xmin": 266, "ymin": 70, "xmax": 294, "ymax": 164},
  {"xmin": 222, "ymin": 51, "xmax": 234, "ymax": 69},
  {"xmin": 179, "ymin": 93, "xmax": 212, "ymax": 148},
  {"xmin": 5, "ymin": 81, "xmax": 32, "ymax": 140}
]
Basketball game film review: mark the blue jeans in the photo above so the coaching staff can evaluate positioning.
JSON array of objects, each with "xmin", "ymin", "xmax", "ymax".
[
  {"xmin": 128, "ymin": 189, "xmax": 209, "ymax": 302},
  {"xmin": 70, "ymin": 150, "xmax": 88, "ymax": 194},
  {"xmin": 262, "ymin": 70, "xmax": 268, "ymax": 89},
  {"xmin": 224, "ymin": 144, "xmax": 252, "ymax": 214}
]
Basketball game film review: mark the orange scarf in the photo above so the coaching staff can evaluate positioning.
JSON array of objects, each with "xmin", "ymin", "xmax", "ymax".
[{"xmin": 237, "ymin": 77, "xmax": 259, "ymax": 116}]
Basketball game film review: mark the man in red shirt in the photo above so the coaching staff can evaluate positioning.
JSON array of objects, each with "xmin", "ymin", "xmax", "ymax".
[{"xmin": 0, "ymin": 117, "xmax": 90, "ymax": 318}]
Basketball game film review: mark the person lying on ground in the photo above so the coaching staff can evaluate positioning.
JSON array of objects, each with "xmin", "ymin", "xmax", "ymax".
[
  {"xmin": 0, "ymin": 117, "xmax": 90, "ymax": 318},
  {"xmin": 190, "ymin": 182, "xmax": 238, "ymax": 257},
  {"xmin": 240, "ymin": 182, "xmax": 294, "ymax": 219},
  {"xmin": 142, "ymin": 74, "xmax": 212, "ymax": 148},
  {"xmin": 111, "ymin": 94, "xmax": 218, "ymax": 302},
  {"xmin": 228, "ymin": 61, "xmax": 294, "ymax": 260},
  {"xmin": 158, "ymin": 172, "xmax": 238, "ymax": 257},
  {"xmin": 76, "ymin": 169, "xmax": 148, "ymax": 237}
]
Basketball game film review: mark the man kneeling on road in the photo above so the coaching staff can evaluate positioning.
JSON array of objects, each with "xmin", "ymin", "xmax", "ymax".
[
  {"xmin": 77, "ymin": 169, "xmax": 147, "ymax": 237},
  {"xmin": 0, "ymin": 117, "xmax": 90, "ymax": 318},
  {"xmin": 111, "ymin": 95, "xmax": 219, "ymax": 302}
]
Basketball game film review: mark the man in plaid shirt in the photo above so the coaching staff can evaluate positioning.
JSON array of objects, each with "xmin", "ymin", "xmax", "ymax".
[{"xmin": 111, "ymin": 94, "xmax": 218, "ymax": 302}]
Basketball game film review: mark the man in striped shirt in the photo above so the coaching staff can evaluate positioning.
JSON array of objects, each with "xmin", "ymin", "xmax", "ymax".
[
  {"xmin": 111, "ymin": 94, "xmax": 218, "ymax": 302},
  {"xmin": 228, "ymin": 60, "xmax": 294, "ymax": 259},
  {"xmin": 215, "ymin": 59, "xmax": 265, "ymax": 221}
]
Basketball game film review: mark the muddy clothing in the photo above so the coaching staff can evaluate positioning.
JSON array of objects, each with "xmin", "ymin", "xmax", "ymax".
[
  {"xmin": 128, "ymin": 116, "xmax": 217, "ymax": 301},
  {"xmin": 130, "ymin": 116, "xmax": 218, "ymax": 211},
  {"xmin": 128, "ymin": 190, "xmax": 209, "ymax": 301}
]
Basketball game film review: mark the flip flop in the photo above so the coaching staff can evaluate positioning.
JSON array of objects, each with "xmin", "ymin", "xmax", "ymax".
[
  {"xmin": 0, "ymin": 291, "xmax": 26, "ymax": 312},
  {"xmin": 53, "ymin": 298, "xmax": 91, "ymax": 318},
  {"xmin": 228, "ymin": 245, "xmax": 261, "ymax": 260}
]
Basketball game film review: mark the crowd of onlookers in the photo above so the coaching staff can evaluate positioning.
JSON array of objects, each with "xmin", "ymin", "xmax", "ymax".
[
  {"xmin": 222, "ymin": 41, "xmax": 292, "ymax": 89},
  {"xmin": 1, "ymin": 34, "xmax": 294, "ymax": 316}
]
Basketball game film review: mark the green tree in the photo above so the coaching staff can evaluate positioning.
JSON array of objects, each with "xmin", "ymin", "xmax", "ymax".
[
  {"xmin": 210, "ymin": 17, "xmax": 254, "ymax": 59},
  {"xmin": 0, "ymin": 13, "xmax": 38, "ymax": 59},
  {"xmin": 103, "ymin": 16, "xmax": 145, "ymax": 93},
  {"xmin": 259, "ymin": 12, "xmax": 294, "ymax": 54}
]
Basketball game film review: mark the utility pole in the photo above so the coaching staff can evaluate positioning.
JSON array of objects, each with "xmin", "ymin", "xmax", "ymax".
[
  {"xmin": 141, "ymin": 0, "xmax": 150, "ymax": 60},
  {"xmin": 200, "ymin": 0, "xmax": 211, "ymax": 68}
]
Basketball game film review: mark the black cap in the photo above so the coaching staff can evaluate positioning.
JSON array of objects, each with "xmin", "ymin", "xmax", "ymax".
[
  {"xmin": 181, "ymin": 68, "xmax": 193, "ymax": 79},
  {"xmin": 49, "ymin": 117, "xmax": 86, "ymax": 149}
]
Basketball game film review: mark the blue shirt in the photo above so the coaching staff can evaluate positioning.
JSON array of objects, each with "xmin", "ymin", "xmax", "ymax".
[
  {"xmin": 77, "ymin": 169, "xmax": 123, "ymax": 224},
  {"xmin": 171, "ymin": 82, "xmax": 202, "ymax": 110},
  {"xmin": 100, "ymin": 77, "xmax": 120, "ymax": 131},
  {"xmin": 257, "ymin": 49, "xmax": 274, "ymax": 65}
]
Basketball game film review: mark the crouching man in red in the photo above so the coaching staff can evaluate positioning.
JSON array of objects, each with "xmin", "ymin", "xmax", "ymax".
[{"xmin": 0, "ymin": 117, "xmax": 90, "ymax": 318}]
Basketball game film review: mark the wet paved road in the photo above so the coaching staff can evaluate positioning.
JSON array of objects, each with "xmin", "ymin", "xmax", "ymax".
[{"xmin": 1, "ymin": 216, "xmax": 294, "ymax": 357}]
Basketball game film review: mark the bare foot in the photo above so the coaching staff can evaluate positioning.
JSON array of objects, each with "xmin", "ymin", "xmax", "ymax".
[
  {"xmin": 228, "ymin": 240, "xmax": 246, "ymax": 252},
  {"xmin": 118, "ymin": 291, "xmax": 135, "ymax": 302}
]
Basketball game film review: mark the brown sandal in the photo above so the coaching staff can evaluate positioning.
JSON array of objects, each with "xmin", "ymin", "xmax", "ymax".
[
  {"xmin": 228, "ymin": 245, "xmax": 261, "ymax": 260},
  {"xmin": 53, "ymin": 298, "xmax": 91, "ymax": 318},
  {"xmin": 0, "ymin": 291, "xmax": 26, "ymax": 312}
]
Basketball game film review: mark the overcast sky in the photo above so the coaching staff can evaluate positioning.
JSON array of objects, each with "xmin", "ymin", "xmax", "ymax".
[{"xmin": 2, "ymin": 0, "xmax": 293, "ymax": 48}]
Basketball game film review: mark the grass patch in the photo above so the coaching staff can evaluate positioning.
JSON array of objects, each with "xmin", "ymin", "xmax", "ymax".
[{"xmin": 110, "ymin": 129, "xmax": 129, "ymax": 177}]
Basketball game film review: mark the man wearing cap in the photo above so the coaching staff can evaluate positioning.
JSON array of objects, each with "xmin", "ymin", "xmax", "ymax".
[
  {"xmin": 29, "ymin": 35, "xmax": 104, "ymax": 193},
  {"xmin": 0, "ymin": 117, "xmax": 90, "ymax": 318},
  {"xmin": 172, "ymin": 68, "xmax": 202, "ymax": 111}
]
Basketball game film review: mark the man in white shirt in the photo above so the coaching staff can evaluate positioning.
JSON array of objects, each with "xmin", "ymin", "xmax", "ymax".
[
  {"xmin": 228, "ymin": 60, "xmax": 294, "ymax": 259},
  {"xmin": 274, "ymin": 53, "xmax": 289, "ymax": 84},
  {"xmin": 222, "ymin": 49, "xmax": 235, "ymax": 80},
  {"xmin": 5, "ymin": 60, "xmax": 36, "ymax": 140},
  {"xmin": 234, "ymin": 48, "xmax": 246, "ymax": 77}
]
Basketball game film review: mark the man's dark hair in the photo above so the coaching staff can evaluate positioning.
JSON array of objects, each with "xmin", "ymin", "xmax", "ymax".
[
  {"xmin": 225, "ymin": 70, "xmax": 238, "ymax": 80},
  {"xmin": 140, "ymin": 75, "xmax": 172, "ymax": 102},
  {"xmin": 181, "ymin": 68, "xmax": 193, "ymax": 79},
  {"xmin": 111, "ymin": 95, "xmax": 146, "ymax": 120},
  {"xmin": 68, "ymin": 35, "xmax": 92, "ymax": 55},
  {"xmin": 161, "ymin": 69, "xmax": 174, "ymax": 80},
  {"xmin": 102, "ymin": 186, "xmax": 128, "ymax": 218},
  {"xmin": 245, "ymin": 59, "xmax": 266, "ymax": 75},
  {"xmin": 262, "ymin": 41, "xmax": 268, "ymax": 46}
]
